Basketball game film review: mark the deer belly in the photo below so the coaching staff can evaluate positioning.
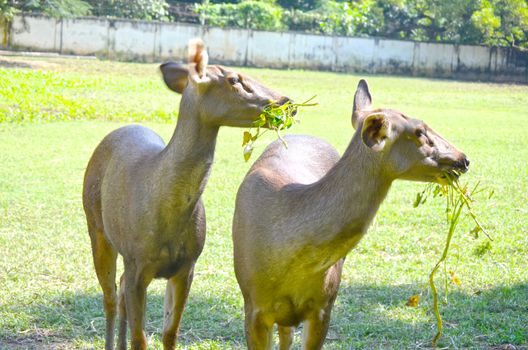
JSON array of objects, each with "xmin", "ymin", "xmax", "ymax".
[
  {"xmin": 153, "ymin": 244, "xmax": 189, "ymax": 279},
  {"xmin": 263, "ymin": 263, "xmax": 343, "ymax": 326},
  {"xmin": 270, "ymin": 294, "xmax": 327, "ymax": 327}
]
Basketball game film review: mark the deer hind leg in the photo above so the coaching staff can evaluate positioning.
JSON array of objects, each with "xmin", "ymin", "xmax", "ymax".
[
  {"xmin": 123, "ymin": 264, "xmax": 151, "ymax": 350},
  {"xmin": 244, "ymin": 304, "xmax": 273, "ymax": 350},
  {"xmin": 162, "ymin": 264, "xmax": 195, "ymax": 350},
  {"xmin": 278, "ymin": 325, "xmax": 294, "ymax": 350},
  {"xmin": 89, "ymin": 226, "xmax": 118, "ymax": 350},
  {"xmin": 117, "ymin": 273, "xmax": 127, "ymax": 350}
]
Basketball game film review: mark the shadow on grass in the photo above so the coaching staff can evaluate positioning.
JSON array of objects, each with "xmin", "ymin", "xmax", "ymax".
[
  {"xmin": 2, "ymin": 283, "xmax": 527, "ymax": 349},
  {"xmin": 1, "ymin": 289, "xmax": 245, "ymax": 349},
  {"xmin": 332, "ymin": 282, "xmax": 528, "ymax": 349}
]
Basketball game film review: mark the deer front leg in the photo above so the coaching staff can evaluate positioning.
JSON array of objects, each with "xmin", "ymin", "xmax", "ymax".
[
  {"xmin": 124, "ymin": 265, "xmax": 151, "ymax": 350},
  {"xmin": 162, "ymin": 264, "xmax": 195, "ymax": 350},
  {"xmin": 302, "ymin": 296, "xmax": 337, "ymax": 350},
  {"xmin": 301, "ymin": 260, "xmax": 343, "ymax": 349},
  {"xmin": 301, "ymin": 311, "xmax": 331, "ymax": 350},
  {"xmin": 278, "ymin": 325, "xmax": 294, "ymax": 350},
  {"xmin": 244, "ymin": 304, "xmax": 273, "ymax": 350}
]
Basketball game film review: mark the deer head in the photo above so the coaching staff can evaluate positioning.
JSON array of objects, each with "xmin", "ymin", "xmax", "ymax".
[
  {"xmin": 352, "ymin": 79, "xmax": 469, "ymax": 183},
  {"xmin": 160, "ymin": 39, "xmax": 290, "ymax": 128}
]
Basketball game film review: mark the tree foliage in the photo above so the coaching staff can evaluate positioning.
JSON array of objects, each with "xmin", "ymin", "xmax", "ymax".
[
  {"xmin": 1, "ymin": 0, "xmax": 169, "ymax": 21},
  {"xmin": 318, "ymin": 0, "xmax": 384, "ymax": 36},
  {"xmin": 471, "ymin": 0, "xmax": 528, "ymax": 47},
  {"xmin": 192, "ymin": 0, "xmax": 527, "ymax": 47},
  {"xmin": 196, "ymin": 0, "xmax": 284, "ymax": 30},
  {"xmin": 86, "ymin": 0, "xmax": 169, "ymax": 21}
]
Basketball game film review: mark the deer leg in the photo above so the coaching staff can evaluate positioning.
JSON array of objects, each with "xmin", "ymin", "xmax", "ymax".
[
  {"xmin": 117, "ymin": 273, "xmax": 127, "ymax": 350},
  {"xmin": 162, "ymin": 264, "xmax": 195, "ymax": 350},
  {"xmin": 301, "ymin": 298, "xmax": 337, "ymax": 350},
  {"xmin": 244, "ymin": 304, "xmax": 273, "ymax": 350},
  {"xmin": 301, "ymin": 314, "xmax": 330, "ymax": 350},
  {"xmin": 123, "ymin": 264, "xmax": 150, "ymax": 350},
  {"xmin": 278, "ymin": 325, "xmax": 294, "ymax": 350},
  {"xmin": 89, "ymin": 227, "xmax": 118, "ymax": 350}
]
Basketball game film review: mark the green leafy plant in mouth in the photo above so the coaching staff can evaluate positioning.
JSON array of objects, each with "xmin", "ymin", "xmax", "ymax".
[
  {"xmin": 414, "ymin": 171, "xmax": 493, "ymax": 347},
  {"xmin": 242, "ymin": 95, "xmax": 318, "ymax": 161}
]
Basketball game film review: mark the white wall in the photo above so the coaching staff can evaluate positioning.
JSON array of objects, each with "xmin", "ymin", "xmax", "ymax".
[{"xmin": 6, "ymin": 14, "xmax": 527, "ymax": 83}]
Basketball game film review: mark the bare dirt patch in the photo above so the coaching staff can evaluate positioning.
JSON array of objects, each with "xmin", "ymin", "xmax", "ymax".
[
  {"xmin": 0, "ymin": 56, "xmax": 60, "ymax": 70},
  {"xmin": 2, "ymin": 330, "xmax": 76, "ymax": 350}
]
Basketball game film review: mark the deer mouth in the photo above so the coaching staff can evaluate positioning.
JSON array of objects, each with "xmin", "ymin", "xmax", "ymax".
[
  {"xmin": 437, "ymin": 168, "xmax": 465, "ymax": 185},
  {"xmin": 436, "ymin": 156, "xmax": 469, "ymax": 183}
]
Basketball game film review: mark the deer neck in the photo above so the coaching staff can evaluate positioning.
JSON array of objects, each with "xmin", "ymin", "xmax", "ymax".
[
  {"xmin": 294, "ymin": 134, "xmax": 393, "ymax": 248},
  {"xmin": 156, "ymin": 93, "xmax": 219, "ymax": 208}
]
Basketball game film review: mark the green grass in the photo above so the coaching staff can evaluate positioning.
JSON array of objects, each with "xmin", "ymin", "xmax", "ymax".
[{"xmin": 0, "ymin": 55, "xmax": 527, "ymax": 349}]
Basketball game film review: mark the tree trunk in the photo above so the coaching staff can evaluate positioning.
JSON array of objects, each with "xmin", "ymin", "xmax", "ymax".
[{"xmin": 1, "ymin": 17, "xmax": 10, "ymax": 48}]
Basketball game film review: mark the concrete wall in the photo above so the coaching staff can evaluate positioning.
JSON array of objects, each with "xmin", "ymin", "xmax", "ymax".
[{"xmin": 5, "ymin": 14, "xmax": 528, "ymax": 83}]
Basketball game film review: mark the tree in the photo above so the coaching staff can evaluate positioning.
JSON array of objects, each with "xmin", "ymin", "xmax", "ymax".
[
  {"xmin": 1, "ymin": 1, "xmax": 18, "ymax": 21},
  {"xmin": 196, "ymin": 0, "xmax": 284, "ymax": 30},
  {"xmin": 377, "ymin": 0, "xmax": 480, "ymax": 43},
  {"xmin": 87, "ymin": 0, "xmax": 169, "ymax": 21},
  {"xmin": 2, "ymin": 0, "xmax": 92, "ymax": 47}
]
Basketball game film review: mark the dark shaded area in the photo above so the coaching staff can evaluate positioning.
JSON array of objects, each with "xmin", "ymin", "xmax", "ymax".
[
  {"xmin": 0, "ymin": 58, "xmax": 31, "ymax": 69},
  {"xmin": 0, "ymin": 290, "xmax": 245, "ymax": 349},
  {"xmin": 333, "ymin": 283, "xmax": 528, "ymax": 348}
]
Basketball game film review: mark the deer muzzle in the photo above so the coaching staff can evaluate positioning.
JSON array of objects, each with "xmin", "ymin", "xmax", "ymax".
[{"xmin": 453, "ymin": 156, "xmax": 470, "ymax": 173}]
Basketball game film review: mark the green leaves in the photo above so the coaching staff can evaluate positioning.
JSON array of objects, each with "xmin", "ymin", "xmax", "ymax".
[
  {"xmin": 241, "ymin": 95, "xmax": 317, "ymax": 161},
  {"xmin": 242, "ymin": 131, "xmax": 258, "ymax": 162},
  {"xmin": 471, "ymin": 0, "xmax": 528, "ymax": 47}
]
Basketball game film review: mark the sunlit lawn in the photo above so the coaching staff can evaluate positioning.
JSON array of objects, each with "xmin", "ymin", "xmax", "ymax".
[{"xmin": 0, "ymin": 54, "xmax": 527, "ymax": 349}]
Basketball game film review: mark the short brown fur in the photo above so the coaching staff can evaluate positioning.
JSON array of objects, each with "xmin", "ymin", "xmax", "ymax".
[
  {"xmin": 83, "ymin": 39, "xmax": 290, "ymax": 350},
  {"xmin": 232, "ymin": 79, "xmax": 469, "ymax": 349}
]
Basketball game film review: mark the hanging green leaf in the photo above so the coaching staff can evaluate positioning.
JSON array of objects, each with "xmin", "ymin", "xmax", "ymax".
[
  {"xmin": 415, "ymin": 172, "xmax": 493, "ymax": 347},
  {"xmin": 241, "ymin": 95, "xmax": 318, "ymax": 161}
]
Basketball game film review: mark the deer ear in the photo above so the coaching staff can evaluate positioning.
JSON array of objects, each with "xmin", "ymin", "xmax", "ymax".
[
  {"xmin": 187, "ymin": 38, "xmax": 209, "ymax": 84},
  {"xmin": 361, "ymin": 113, "xmax": 391, "ymax": 152},
  {"xmin": 352, "ymin": 79, "xmax": 372, "ymax": 129},
  {"xmin": 160, "ymin": 61, "xmax": 189, "ymax": 94}
]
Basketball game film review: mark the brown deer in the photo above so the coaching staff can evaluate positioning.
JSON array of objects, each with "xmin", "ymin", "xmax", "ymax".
[
  {"xmin": 232, "ymin": 79, "xmax": 470, "ymax": 349},
  {"xmin": 82, "ymin": 39, "xmax": 291, "ymax": 350}
]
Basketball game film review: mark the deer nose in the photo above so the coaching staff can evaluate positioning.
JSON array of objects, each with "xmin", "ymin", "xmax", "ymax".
[
  {"xmin": 277, "ymin": 96, "xmax": 297, "ymax": 116},
  {"xmin": 455, "ymin": 156, "xmax": 470, "ymax": 173},
  {"xmin": 277, "ymin": 96, "xmax": 292, "ymax": 106}
]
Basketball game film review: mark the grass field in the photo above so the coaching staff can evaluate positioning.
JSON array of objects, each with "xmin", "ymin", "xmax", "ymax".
[{"xmin": 0, "ymin": 54, "xmax": 527, "ymax": 349}]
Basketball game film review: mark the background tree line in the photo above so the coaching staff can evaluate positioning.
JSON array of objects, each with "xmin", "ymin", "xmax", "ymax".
[{"xmin": 1, "ymin": 0, "xmax": 527, "ymax": 48}]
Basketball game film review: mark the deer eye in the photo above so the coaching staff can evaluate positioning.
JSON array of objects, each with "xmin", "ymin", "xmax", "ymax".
[
  {"xmin": 228, "ymin": 76, "xmax": 240, "ymax": 85},
  {"xmin": 415, "ymin": 128, "xmax": 426, "ymax": 138}
]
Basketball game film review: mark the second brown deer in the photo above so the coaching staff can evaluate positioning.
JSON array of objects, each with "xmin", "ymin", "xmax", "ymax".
[
  {"xmin": 83, "ymin": 39, "xmax": 291, "ymax": 350},
  {"xmin": 232, "ymin": 79, "xmax": 470, "ymax": 349}
]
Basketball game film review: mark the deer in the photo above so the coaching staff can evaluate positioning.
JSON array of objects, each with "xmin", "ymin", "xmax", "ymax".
[
  {"xmin": 82, "ymin": 39, "xmax": 291, "ymax": 350},
  {"xmin": 232, "ymin": 79, "xmax": 470, "ymax": 349}
]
